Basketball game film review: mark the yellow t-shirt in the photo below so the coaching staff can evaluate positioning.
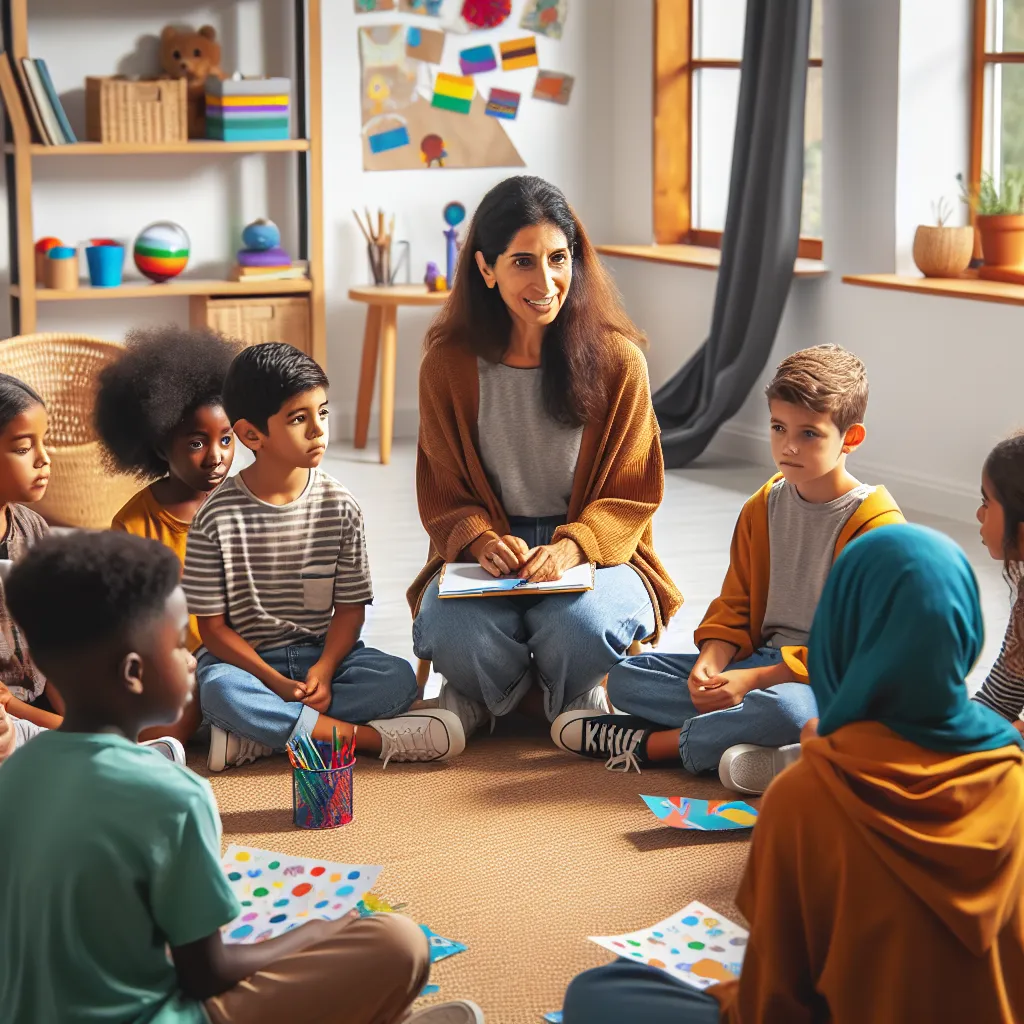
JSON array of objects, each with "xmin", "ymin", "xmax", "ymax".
[{"xmin": 111, "ymin": 486, "xmax": 202, "ymax": 652}]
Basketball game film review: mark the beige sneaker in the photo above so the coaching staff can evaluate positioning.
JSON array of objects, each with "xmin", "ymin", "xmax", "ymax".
[
  {"xmin": 208, "ymin": 726, "xmax": 274, "ymax": 772},
  {"xmin": 407, "ymin": 1001, "xmax": 484, "ymax": 1024},
  {"xmin": 369, "ymin": 709, "xmax": 466, "ymax": 769},
  {"xmin": 718, "ymin": 743, "xmax": 801, "ymax": 794},
  {"xmin": 437, "ymin": 679, "xmax": 495, "ymax": 739},
  {"xmin": 560, "ymin": 684, "xmax": 611, "ymax": 715}
]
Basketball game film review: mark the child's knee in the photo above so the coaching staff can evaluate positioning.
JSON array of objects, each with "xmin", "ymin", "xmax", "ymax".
[{"xmin": 361, "ymin": 913, "xmax": 430, "ymax": 988}]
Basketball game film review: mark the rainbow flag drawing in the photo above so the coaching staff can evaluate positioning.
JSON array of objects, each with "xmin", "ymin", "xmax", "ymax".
[
  {"xmin": 485, "ymin": 87, "xmax": 520, "ymax": 120},
  {"xmin": 500, "ymin": 36, "xmax": 538, "ymax": 71},
  {"xmin": 432, "ymin": 73, "xmax": 474, "ymax": 114},
  {"xmin": 459, "ymin": 44, "xmax": 497, "ymax": 75}
]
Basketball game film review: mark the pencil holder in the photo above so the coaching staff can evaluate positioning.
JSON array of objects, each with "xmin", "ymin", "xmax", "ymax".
[{"xmin": 292, "ymin": 752, "xmax": 354, "ymax": 829}]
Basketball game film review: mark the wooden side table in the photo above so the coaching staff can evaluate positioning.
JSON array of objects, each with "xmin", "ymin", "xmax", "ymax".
[{"xmin": 348, "ymin": 285, "xmax": 448, "ymax": 465}]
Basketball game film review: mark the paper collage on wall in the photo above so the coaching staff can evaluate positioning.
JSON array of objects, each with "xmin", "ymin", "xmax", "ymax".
[
  {"xmin": 520, "ymin": 0, "xmax": 568, "ymax": 39},
  {"xmin": 359, "ymin": 24, "xmax": 524, "ymax": 171}
]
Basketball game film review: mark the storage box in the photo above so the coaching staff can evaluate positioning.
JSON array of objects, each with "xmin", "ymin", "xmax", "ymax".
[
  {"xmin": 85, "ymin": 76, "xmax": 187, "ymax": 144},
  {"xmin": 190, "ymin": 295, "xmax": 310, "ymax": 355},
  {"xmin": 205, "ymin": 76, "xmax": 291, "ymax": 141}
]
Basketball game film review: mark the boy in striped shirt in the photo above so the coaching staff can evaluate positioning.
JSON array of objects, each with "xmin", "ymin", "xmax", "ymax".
[{"xmin": 183, "ymin": 343, "xmax": 465, "ymax": 771}]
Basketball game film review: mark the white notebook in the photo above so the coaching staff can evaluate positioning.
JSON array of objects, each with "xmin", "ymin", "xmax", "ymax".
[{"xmin": 437, "ymin": 561, "xmax": 595, "ymax": 598}]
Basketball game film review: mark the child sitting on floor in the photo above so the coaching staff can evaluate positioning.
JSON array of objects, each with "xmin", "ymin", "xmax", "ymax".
[
  {"xmin": 183, "ymin": 343, "xmax": 465, "ymax": 771},
  {"xmin": 0, "ymin": 529, "xmax": 449, "ymax": 1024},
  {"xmin": 562, "ymin": 526, "xmax": 1024, "ymax": 1024},
  {"xmin": 973, "ymin": 431, "xmax": 1024, "ymax": 730},
  {"xmin": 552, "ymin": 344, "xmax": 904, "ymax": 793}
]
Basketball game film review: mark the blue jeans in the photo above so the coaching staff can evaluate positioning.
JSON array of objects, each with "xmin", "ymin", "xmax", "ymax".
[
  {"xmin": 564, "ymin": 962, "xmax": 721, "ymax": 1024},
  {"xmin": 198, "ymin": 640, "xmax": 418, "ymax": 749},
  {"xmin": 607, "ymin": 647, "xmax": 818, "ymax": 773},
  {"xmin": 413, "ymin": 515, "xmax": 656, "ymax": 722}
]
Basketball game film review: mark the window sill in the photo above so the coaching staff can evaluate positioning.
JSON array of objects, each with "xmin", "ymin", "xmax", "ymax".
[
  {"xmin": 843, "ymin": 272, "xmax": 1024, "ymax": 307},
  {"xmin": 596, "ymin": 244, "xmax": 829, "ymax": 278}
]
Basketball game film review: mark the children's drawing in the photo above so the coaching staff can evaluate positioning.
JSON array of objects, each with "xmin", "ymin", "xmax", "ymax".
[
  {"xmin": 432, "ymin": 72, "xmax": 474, "ymax": 113},
  {"xmin": 459, "ymin": 44, "xmax": 498, "ymax": 75},
  {"xmin": 460, "ymin": 0, "xmax": 512, "ymax": 29},
  {"xmin": 589, "ymin": 901, "xmax": 749, "ymax": 991},
  {"xmin": 406, "ymin": 26, "xmax": 446, "ymax": 64},
  {"xmin": 220, "ymin": 845, "xmax": 382, "ymax": 944},
  {"xmin": 485, "ymin": 88, "xmax": 520, "ymax": 120},
  {"xmin": 640, "ymin": 795, "xmax": 758, "ymax": 831},
  {"xmin": 500, "ymin": 37, "xmax": 539, "ymax": 71},
  {"xmin": 421, "ymin": 924, "xmax": 468, "ymax": 962},
  {"xmin": 533, "ymin": 70, "xmax": 574, "ymax": 105},
  {"xmin": 356, "ymin": 0, "xmax": 396, "ymax": 10},
  {"xmin": 400, "ymin": 0, "xmax": 443, "ymax": 13},
  {"xmin": 520, "ymin": 0, "xmax": 568, "ymax": 39}
]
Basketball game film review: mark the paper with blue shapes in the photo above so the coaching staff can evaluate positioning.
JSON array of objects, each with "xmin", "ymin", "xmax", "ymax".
[
  {"xmin": 640, "ymin": 795, "xmax": 758, "ymax": 831},
  {"xmin": 542, "ymin": 1014, "xmax": 563, "ymax": 1023},
  {"xmin": 589, "ymin": 901, "xmax": 748, "ymax": 991},
  {"xmin": 422, "ymin": 924, "xmax": 467, "ymax": 962},
  {"xmin": 219, "ymin": 845, "xmax": 382, "ymax": 945}
]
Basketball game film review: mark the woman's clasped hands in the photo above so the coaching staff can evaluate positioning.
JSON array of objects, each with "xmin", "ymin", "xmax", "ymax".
[{"xmin": 469, "ymin": 531, "xmax": 585, "ymax": 584}]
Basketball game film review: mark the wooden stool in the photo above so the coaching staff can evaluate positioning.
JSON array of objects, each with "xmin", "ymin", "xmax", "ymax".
[{"xmin": 348, "ymin": 285, "xmax": 447, "ymax": 465}]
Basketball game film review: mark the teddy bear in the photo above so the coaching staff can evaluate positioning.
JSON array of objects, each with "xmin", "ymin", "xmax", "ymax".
[{"xmin": 159, "ymin": 24, "xmax": 226, "ymax": 138}]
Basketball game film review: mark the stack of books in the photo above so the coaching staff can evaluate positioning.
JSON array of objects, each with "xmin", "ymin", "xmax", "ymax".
[
  {"xmin": 7, "ymin": 55, "xmax": 76, "ymax": 145},
  {"xmin": 230, "ymin": 259, "xmax": 308, "ymax": 283},
  {"xmin": 206, "ymin": 76, "xmax": 290, "ymax": 142}
]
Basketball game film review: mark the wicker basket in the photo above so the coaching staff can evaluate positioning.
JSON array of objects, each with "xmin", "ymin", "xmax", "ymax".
[
  {"xmin": 85, "ymin": 76, "xmax": 188, "ymax": 144},
  {"xmin": 0, "ymin": 334, "xmax": 139, "ymax": 528},
  {"xmin": 190, "ymin": 295, "xmax": 311, "ymax": 355}
]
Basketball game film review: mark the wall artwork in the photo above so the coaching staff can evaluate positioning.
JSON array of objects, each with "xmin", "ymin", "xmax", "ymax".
[
  {"xmin": 460, "ymin": 0, "xmax": 512, "ymax": 29},
  {"xmin": 359, "ymin": 25, "xmax": 523, "ymax": 172},
  {"xmin": 520, "ymin": 0, "xmax": 568, "ymax": 39},
  {"xmin": 406, "ymin": 26, "xmax": 446, "ymax": 64},
  {"xmin": 499, "ymin": 37, "xmax": 538, "ymax": 71},
  {"xmin": 533, "ymin": 69, "xmax": 574, "ymax": 105},
  {"xmin": 355, "ymin": 0, "xmax": 396, "ymax": 11},
  {"xmin": 400, "ymin": 0, "xmax": 443, "ymax": 13}
]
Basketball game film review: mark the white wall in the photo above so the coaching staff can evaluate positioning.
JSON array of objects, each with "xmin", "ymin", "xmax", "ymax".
[{"xmin": 3, "ymin": 0, "xmax": 615, "ymax": 439}]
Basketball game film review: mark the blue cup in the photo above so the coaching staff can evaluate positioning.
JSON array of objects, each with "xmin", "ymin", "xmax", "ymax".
[{"xmin": 85, "ymin": 244, "xmax": 124, "ymax": 287}]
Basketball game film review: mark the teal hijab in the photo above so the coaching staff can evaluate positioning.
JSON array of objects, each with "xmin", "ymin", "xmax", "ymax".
[{"xmin": 809, "ymin": 524, "xmax": 1024, "ymax": 753}]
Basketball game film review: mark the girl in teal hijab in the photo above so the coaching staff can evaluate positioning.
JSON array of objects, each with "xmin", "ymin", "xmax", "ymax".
[{"xmin": 809, "ymin": 523, "xmax": 1024, "ymax": 753}]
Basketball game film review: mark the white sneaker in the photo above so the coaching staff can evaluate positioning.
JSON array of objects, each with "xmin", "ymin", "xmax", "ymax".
[
  {"xmin": 718, "ymin": 743, "xmax": 801, "ymax": 794},
  {"xmin": 207, "ymin": 726, "xmax": 274, "ymax": 772},
  {"xmin": 407, "ymin": 1001, "xmax": 484, "ymax": 1024},
  {"xmin": 140, "ymin": 736, "xmax": 186, "ymax": 765},
  {"xmin": 560, "ymin": 684, "xmax": 610, "ymax": 715},
  {"xmin": 369, "ymin": 709, "xmax": 466, "ymax": 769},
  {"xmin": 437, "ymin": 679, "xmax": 495, "ymax": 739}
]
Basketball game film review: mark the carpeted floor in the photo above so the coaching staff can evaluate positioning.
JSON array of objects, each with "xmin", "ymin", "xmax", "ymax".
[{"xmin": 196, "ymin": 715, "xmax": 753, "ymax": 1024}]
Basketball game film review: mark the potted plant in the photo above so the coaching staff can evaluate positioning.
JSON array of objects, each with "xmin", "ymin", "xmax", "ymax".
[
  {"xmin": 912, "ymin": 198, "xmax": 974, "ymax": 278},
  {"xmin": 958, "ymin": 170, "xmax": 1024, "ymax": 268}
]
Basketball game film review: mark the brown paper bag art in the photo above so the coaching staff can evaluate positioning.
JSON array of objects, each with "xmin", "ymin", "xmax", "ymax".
[{"xmin": 533, "ymin": 69, "xmax": 574, "ymax": 105}]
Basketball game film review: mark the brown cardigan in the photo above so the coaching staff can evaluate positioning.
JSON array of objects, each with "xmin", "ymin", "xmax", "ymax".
[{"xmin": 407, "ymin": 335, "xmax": 683, "ymax": 643}]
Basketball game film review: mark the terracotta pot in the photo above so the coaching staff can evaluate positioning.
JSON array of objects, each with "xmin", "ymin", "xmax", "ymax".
[
  {"xmin": 977, "ymin": 214, "xmax": 1024, "ymax": 268},
  {"xmin": 912, "ymin": 225, "xmax": 974, "ymax": 278}
]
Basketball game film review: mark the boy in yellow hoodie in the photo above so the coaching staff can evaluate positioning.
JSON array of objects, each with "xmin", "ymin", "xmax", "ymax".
[{"xmin": 551, "ymin": 345, "xmax": 904, "ymax": 793}]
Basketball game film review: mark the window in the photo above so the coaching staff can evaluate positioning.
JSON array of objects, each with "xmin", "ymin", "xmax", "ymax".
[
  {"xmin": 653, "ymin": 0, "xmax": 823, "ymax": 259},
  {"xmin": 971, "ymin": 0, "xmax": 1024, "ymax": 191}
]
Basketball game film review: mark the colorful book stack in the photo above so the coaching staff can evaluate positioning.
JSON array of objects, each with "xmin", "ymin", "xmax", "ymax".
[
  {"xmin": 205, "ymin": 76, "xmax": 290, "ymax": 142},
  {"xmin": 10, "ymin": 56, "xmax": 76, "ymax": 145},
  {"xmin": 231, "ymin": 216, "xmax": 307, "ymax": 282}
]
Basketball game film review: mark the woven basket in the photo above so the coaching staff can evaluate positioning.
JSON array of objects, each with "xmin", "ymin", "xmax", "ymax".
[
  {"xmin": 193, "ymin": 295, "xmax": 311, "ymax": 355},
  {"xmin": 0, "ymin": 334, "xmax": 139, "ymax": 528},
  {"xmin": 85, "ymin": 76, "xmax": 188, "ymax": 144}
]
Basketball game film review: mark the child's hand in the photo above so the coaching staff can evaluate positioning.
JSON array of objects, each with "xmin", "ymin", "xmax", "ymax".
[
  {"xmin": 301, "ymin": 663, "xmax": 333, "ymax": 713},
  {"xmin": 0, "ymin": 703, "xmax": 15, "ymax": 762},
  {"xmin": 692, "ymin": 667, "xmax": 761, "ymax": 711},
  {"xmin": 0, "ymin": 681, "xmax": 11, "ymax": 708},
  {"xmin": 1014, "ymin": 720, "xmax": 1024, "ymax": 736},
  {"xmin": 801, "ymin": 717, "xmax": 820, "ymax": 743}
]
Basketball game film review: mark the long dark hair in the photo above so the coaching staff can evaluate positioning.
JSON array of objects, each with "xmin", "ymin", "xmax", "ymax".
[
  {"xmin": 425, "ymin": 175, "xmax": 643, "ymax": 426},
  {"xmin": 0, "ymin": 374, "xmax": 43, "ymax": 433},
  {"xmin": 985, "ymin": 431, "xmax": 1024, "ymax": 671}
]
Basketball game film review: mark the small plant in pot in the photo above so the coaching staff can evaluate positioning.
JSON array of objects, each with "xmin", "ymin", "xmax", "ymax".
[
  {"xmin": 958, "ymin": 170, "xmax": 1024, "ymax": 269},
  {"xmin": 912, "ymin": 197, "xmax": 974, "ymax": 278}
]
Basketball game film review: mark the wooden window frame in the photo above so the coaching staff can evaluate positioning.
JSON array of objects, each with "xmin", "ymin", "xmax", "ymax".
[{"xmin": 653, "ymin": 0, "xmax": 823, "ymax": 261}]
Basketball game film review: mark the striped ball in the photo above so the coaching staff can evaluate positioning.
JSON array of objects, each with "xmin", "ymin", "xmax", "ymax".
[{"xmin": 133, "ymin": 221, "xmax": 190, "ymax": 283}]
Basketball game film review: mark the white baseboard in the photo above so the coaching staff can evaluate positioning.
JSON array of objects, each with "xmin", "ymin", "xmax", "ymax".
[{"xmin": 705, "ymin": 422, "xmax": 980, "ymax": 524}]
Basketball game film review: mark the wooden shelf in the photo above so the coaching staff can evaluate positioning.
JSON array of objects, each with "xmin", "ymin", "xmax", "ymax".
[
  {"xmin": 596, "ymin": 243, "xmax": 829, "ymax": 278},
  {"xmin": 842, "ymin": 272, "xmax": 1024, "ymax": 307},
  {"xmin": 6, "ymin": 139, "xmax": 311, "ymax": 156},
  {"xmin": 13, "ymin": 278, "xmax": 313, "ymax": 301}
]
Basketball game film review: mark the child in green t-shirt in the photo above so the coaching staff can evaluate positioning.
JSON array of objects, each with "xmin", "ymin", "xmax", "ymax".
[{"xmin": 0, "ymin": 531, "xmax": 483, "ymax": 1024}]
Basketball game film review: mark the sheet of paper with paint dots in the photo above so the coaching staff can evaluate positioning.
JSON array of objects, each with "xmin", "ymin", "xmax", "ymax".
[
  {"xmin": 589, "ymin": 901, "xmax": 749, "ymax": 991},
  {"xmin": 220, "ymin": 845, "xmax": 382, "ymax": 944}
]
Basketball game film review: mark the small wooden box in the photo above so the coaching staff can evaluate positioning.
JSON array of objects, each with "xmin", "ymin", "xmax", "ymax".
[
  {"xmin": 85, "ymin": 76, "xmax": 188, "ymax": 144},
  {"xmin": 190, "ymin": 295, "xmax": 311, "ymax": 355}
]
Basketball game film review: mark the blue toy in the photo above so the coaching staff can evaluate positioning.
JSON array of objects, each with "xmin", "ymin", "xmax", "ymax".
[
  {"xmin": 442, "ymin": 202, "xmax": 466, "ymax": 288},
  {"xmin": 241, "ymin": 218, "xmax": 281, "ymax": 252}
]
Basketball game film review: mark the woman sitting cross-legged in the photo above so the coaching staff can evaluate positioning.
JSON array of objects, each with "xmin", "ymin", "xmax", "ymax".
[
  {"xmin": 409, "ymin": 175, "xmax": 681, "ymax": 740},
  {"xmin": 563, "ymin": 524, "xmax": 1024, "ymax": 1024}
]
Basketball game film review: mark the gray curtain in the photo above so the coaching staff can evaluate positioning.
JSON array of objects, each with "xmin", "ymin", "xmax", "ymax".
[{"xmin": 654, "ymin": 0, "xmax": 812, "ymax": 468}]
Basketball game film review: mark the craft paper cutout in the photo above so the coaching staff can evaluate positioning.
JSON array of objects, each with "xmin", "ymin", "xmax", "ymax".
[
  {"xmin": 543, "ymin": 1014, "xmax": 563, "ymax": 1023},
  {"xmin": 533, "ymin": 69, "xmax": 574, "ymax": 105},
  {"xmin": 422, "ymin": 984, "xmax": 442, "ymax": 996},
  {"xmin": 356, "ymin": 0, "xmax": 396, "ymax": 10},
  {"xmin": 589, "ymin": 901, "xmax": 749, "ymax": 991},
  {"xmin": 400, "ymin": 0, "xmax": 443, "ymax": 13},
  {"xmin": 359, "ymin": 26, "xmax": 522, "ymax": 171},
  {"xmin": 640, "ymin": 795, "xmax": 758, "ymax": 831},
  {"xmin": 406, "ymin": 26, "xmax": 445, "ymax": 64},
  {"xmin": 461, "ymin": 0, "xmax": 511, "ymax": 29},
  {"xmin": 369, "ymin": 123, "xmax": 411, "ymax": 153},
  {"xmin": 220, "ymin": 845, "xmax": 382, "ymax": 945},
  {"xmin": 521, "ymin": 0, "xmax": 568, "ymax": 39},
  {"xmin": 459, "ymin": 44, "xmax": 498, "ymax": 75},
  {"xmin": 422, "ymin": 924, "xmax": 468, "ymax": 963},
  {"xmin": 500, "ymin": 37, "xmax": 539, "ymax": 71},
  {"xmin": 485, "ymin": 87, "xmax": 520, "ymax": 120}
]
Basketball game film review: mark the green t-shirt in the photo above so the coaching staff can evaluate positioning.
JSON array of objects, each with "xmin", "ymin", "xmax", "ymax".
[{"xmin": 0, "ymin": 732, "xmax": 240, "ymax": 1023}]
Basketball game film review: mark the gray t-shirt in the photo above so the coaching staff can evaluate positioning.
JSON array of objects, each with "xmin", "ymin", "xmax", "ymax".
[
  {"xmin": 477, "ymin": 359, "xmax": 583, "ymax": 518},
  {"xmin": 761, "ymin": 479, "xmax": 873, "ymax": 648},
  {"xmin": 182, "ymin": 469, "xmax": 373, "ymax": 651}
]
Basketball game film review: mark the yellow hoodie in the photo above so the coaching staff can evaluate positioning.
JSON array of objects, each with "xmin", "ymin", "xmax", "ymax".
[{"xmin": 714, "ymin": 722, "xmax": 1024, "ymax": 1023}]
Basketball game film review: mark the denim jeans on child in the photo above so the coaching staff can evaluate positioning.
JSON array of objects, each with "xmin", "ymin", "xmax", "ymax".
[
  {"xmin": 413, "ymin": 515, "xmax": 656, "ymax": 722},
  {"xmin": 198, "ymin": 640, "xmax": 418, "ymax": 749},
  {"xmin": 606, "ymin": 647, "xmax": 818, "ymax": 773}
]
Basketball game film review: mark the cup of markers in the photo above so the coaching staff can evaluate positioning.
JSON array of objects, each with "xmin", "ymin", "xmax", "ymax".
[{"xmin": 288, "ymin": 728, "xmax": 355, "ymax": 830}]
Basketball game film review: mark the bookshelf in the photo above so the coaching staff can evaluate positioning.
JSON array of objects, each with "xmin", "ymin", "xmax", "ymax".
[{"xmin": 0, "ymin": 0, "xmax": 326, "ymax": 367}]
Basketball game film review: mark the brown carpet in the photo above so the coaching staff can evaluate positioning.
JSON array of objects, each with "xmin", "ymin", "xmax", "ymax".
[{"xmin": 198, "ymin": 717, "xmax": 753, "ymax": 1024}]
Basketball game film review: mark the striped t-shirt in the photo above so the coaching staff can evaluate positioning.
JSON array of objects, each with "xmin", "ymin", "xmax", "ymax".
[
  {"xmin": 973, "ymin": 614, "xmax": 1024, "ymax": 724},
  {"xmin": 182, "ymin": 469, "xmax": 373, "ymax": 652}
]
